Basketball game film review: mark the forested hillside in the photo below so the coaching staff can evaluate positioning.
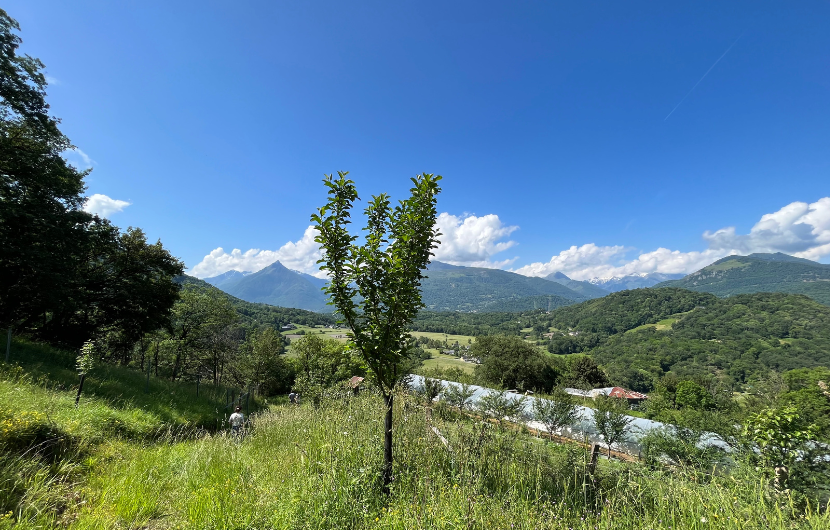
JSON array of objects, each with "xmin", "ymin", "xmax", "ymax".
[
  {"xmin": 549, "ymin": 288, "xmax": 717, "ymax": 335},
  {"xmin": 594, "ymin": 292, "xmax": 830, "ymax": 389},
  {"xmin": 656, "ymin": 253, "xmax": 830, "ymax": 305},
  {"xmin": 413, "ymin": 287, "xmax": 830, "ymax": 392},
  {"xmin": 420, "ymin": 261, "xmax": 586, "ymax": 311}
]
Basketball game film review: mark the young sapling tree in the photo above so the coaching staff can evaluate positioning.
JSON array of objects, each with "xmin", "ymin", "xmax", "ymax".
[
  {"xmin": 421, "ymin": 377, "xmax": 443, "ymax": 405},
  {"xmin": 478, "ymin": 390, "xmax": 527, "ymax": 430},
  {"xmin": 532, "ymin": 387, "xmax": 580, "ymax": 441},
  {"xmin": 444, "ymin": 382, "xmax": 475, "ymax": 413},
  {"xmin": 311, "ymin": 171, "xmax": 442, "ymax": 492},
  {"xmin": 75, "ymin": 340, "xmax": 95, "ymax": 407},
  {"xmin": 592, "ymin": 395, "xmax": 633, "ymax": 457}
]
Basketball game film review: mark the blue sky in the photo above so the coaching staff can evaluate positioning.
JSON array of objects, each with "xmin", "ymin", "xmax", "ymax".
[{"xmin": 8, "ymin": 1, "xmax": 830, "ymax": 279}]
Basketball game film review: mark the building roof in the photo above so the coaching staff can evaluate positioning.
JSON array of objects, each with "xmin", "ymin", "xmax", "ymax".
[
  {"xmin": 591, "ymin": 387, "xmax": 648, "ymax": 400},
  {"xmin": 564, "ymin": 388, "xmax": 592, "ymax": 398}
]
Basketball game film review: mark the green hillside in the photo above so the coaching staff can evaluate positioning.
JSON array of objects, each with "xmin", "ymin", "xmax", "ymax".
[
  {"xmin": 656, "ymin": 253, "xmax": 830, "ymax": 305},
  {"xmin": 420, "ymin": 261, "xmax": 586, "ymax": 311},
  {"xmin": 549, "ymin": 288, "xmax": 717, "ymax": 336},
  {"xmin": 544, "ymin": 288, "xmax": 830, "ymax": 390},
  {"xmin": 474, "ymin": 294, "xmax": 578, "ymax": 312}
]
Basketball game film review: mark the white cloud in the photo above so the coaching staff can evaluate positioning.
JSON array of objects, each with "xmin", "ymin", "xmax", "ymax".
[
  {"xmin": 63, "ymin": 148, "xmax": 94, "ymax": 170},
  {"xmin": 83, "ymin": 193, "xmax": 131, "ymax": 218},
  {"xmin": 190, "ymin": 211, "xmax": 520, "ymax": 278},
  {"xmin": 189, "ymin": 226, "xmax": 324, "ymax": 279},
  {"xmin": 703, "ymin": 198, "xmax": 830, "ymax": 261},
  {"xmin": 432, "ymin": 212, "xmax": 519, "ymax": 268},
  {"xmin": 45, "ymin": 75, "xmax": 59, "ymax": 85},
  {"xmin": 515, "ymin": 197, "xmax": 830, "ymax": 280}
]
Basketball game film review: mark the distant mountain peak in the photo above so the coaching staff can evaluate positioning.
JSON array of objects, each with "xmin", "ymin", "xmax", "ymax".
[
  {"xmin": 542, "ymin": 270, "xmax": 608, "ymax": 299},
  {"xmin": 202, "ymin": 269, "xmax": 253, "ymax": 288},
  {"xmin": 585, "ymin": 272, "xmax": 685, "ymax": 292}
]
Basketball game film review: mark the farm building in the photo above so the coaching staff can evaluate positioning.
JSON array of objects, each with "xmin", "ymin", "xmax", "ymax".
[{"xmin": 564, "ymin": 387, "xmax": 648, "ymax": 406}]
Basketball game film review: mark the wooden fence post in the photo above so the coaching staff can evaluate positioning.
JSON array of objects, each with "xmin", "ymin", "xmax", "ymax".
[{"xmin": 588, "ymin": 443, "xmax": 601, "ymax": 475}]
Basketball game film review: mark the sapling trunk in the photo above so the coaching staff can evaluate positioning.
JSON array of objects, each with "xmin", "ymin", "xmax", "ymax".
[
  {"xmin": 382, "ymin": 393, "xmax": 394, "ymax": 493},
  {"xmin": 75, "ymin": 373, "xmax": 86, "ymax": 407}
]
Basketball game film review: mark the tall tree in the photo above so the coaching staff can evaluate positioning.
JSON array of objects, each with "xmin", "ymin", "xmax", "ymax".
[
  {"xmin": 165, "ymin": 285, "xmax": 238, "ymax": 382},
  {"xmin": 291, "ymin": 333, "xmax": 363, "ymax": 404},
  {"xmin": 235, "ymin": 327, "xmax": 292, "ymax": 396},
  {"xmin": 473, "ymin": 334, "xmax": 559, "ymax": 392},
  {"xmin": 312, "ymin": 171, "xmax": 441, "ymax": 491},
  {"xmin": 43, "ymin": 226, "xmax": 183, "ymax": 349},
  {"xmin": 0, "ymin": 10, "xmax": 183, "ymax": 352},
  {"xmin": 0, "ymin": 8, "xmax": 91, "ymax": 334}
]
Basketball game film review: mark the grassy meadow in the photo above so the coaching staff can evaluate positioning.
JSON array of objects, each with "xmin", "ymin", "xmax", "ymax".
[
  {"xmin": 2, "ymin": 342, "xmax": 829, "ymax": 529},
  {"xmin": 421, "ymin": 353, "xmax": 476, "ymax": 374},
  {"xmin": 409, "ymin": 331, "xmax": 476, "ymax": 347}
]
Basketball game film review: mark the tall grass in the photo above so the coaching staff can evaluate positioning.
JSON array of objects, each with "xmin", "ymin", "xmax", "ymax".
[
  {"xmin": 0, "ymin": 340, "xmax": 246, "ymax": 529},
  {"xmin": 72, "ymin": 393, "xmax": 828, "ymax": 529},
  {"xmin": 2, "ymin": 340, "xmax": 828, "ymax": 529}
]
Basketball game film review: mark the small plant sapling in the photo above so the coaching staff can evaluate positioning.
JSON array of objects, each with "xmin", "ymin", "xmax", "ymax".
[
  {"xmin": 478, "ymin": 390, "xmax": 527, "ymax": 430},
  {"xmin": 443, "ymin": 382, "xmax": 475, "ymax": 412},
  {"xmin": 532, "ymin": 387, "xmax": 579, "ymax": 441},
  {"xmin": 75, "ymin": 340, "xmax": 95, "ymax": 407},
  {"xmin": 592, "ymin": 395, "xmax": 633, "ymax": 457}
]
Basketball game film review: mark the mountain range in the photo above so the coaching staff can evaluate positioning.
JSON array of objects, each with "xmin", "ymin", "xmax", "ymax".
[
  {"xmin": 201, "ymin": 253, "xmax": 830, "ymax": 313},
  {"xmin": 203, "ymin": 270, "xmax": 252, "ymax": 289},
  {"xmin": 204, "ymin": 260, "xmax": 594, "ymax": 313},
  {"xmin": 543, "ymin": 272, "xmax": 610, "ymax": 298},
  {"xmin": 655, "ymin": 253, "xmax": 830, "ymax": 305}
]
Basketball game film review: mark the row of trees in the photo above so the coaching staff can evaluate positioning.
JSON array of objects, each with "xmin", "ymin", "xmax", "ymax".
[{"xmin": 422, "ymin": 377, "xmax": 827, "ymax": 494}]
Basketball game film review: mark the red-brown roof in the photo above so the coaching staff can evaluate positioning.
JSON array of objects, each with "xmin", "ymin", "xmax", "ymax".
[{"xmin": 607, "ymin": 387, "xmax": 648, "ymax": 400}]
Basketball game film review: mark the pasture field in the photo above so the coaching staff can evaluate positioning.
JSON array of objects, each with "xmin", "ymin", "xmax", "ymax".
[
  {"xmin": 284, "ymin": 326, "xmax": 351, "ymax": 355},
  {"xmin": 421, "ymin": 353, "xmax": 477, "ymax": 374},
  {"xmin": 409, "ymin": 330, "xmax": 476, "ymax": 346},
  {"xmin": 626, "ymin": 316, "xmax": 679, "ymax": 334}
]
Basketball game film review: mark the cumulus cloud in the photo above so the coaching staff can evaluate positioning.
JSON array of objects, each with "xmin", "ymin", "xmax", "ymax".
[
  {"xmin": 189, "ymin": 226, "xmax": 324, "ymax": 279},
  {"xmin": 703, "ymin": 198, "xmax": 830, "ymax": 261},
  {"xmin": 515, "ymin": 197, "xmax": 830, "ymax": 280},
  {"xmin": 190, "ymin": 211, "xmax": 520, "ymax": 278},
  {"xmin": 432, "ymin": 212, "xmax": 519, "ymax": 268},
  {"xmin": 83, "ymin": 193, "xmax": 131, "ymax": 218}
]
